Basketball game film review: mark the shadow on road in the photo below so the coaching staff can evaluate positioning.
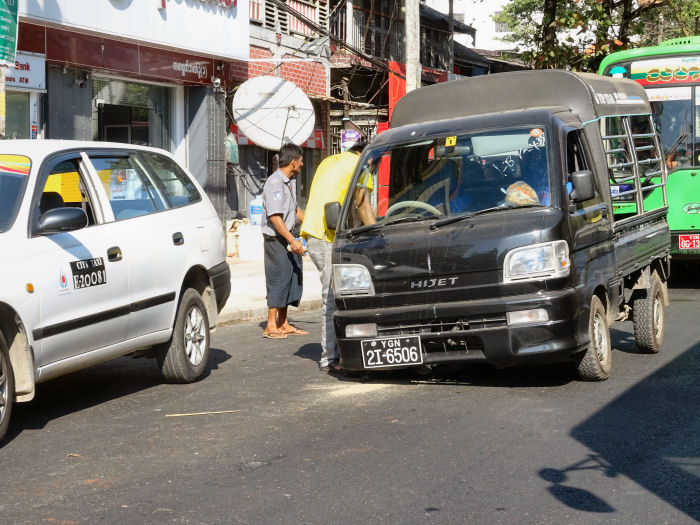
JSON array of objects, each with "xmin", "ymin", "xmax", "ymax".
[
  {"xmin": 4, "ymin": 347, "xmax": 231, "ymax": 446},
  {"xmin": 541, "ymin": 342, "xmax": 700, "ymax": 520}
]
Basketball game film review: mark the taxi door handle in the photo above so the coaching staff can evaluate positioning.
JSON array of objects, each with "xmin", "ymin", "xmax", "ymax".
[
  {"xmin": 172, "ymin": 232, "xmax": 184, "ymax": 246},
  {"xmin": 107, "ymin": 246, "xmax": 122, "ymax": 262}
]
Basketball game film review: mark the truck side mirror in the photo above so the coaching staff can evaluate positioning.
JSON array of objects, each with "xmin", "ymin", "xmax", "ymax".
[
  {"xmin": 569, "ymin": 170, "xmax": 595, "ymax": 202},
  {"xmin": 324, "ymin": 201, "xmax": 342, "ymax": 231}
]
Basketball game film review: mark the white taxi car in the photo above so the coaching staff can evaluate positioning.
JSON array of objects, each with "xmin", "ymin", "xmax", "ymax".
[{"xmin": 0, "ymin": 140, "xmax": 231, "ymax": 442}]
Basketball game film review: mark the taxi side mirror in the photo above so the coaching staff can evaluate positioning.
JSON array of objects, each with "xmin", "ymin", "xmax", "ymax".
[
  {"xmin": 324, "ymin": 201, "xmax": 341, "ymax": 231},
  {"xmin": 570, "ymin": 170, "xmax": 595, "ymax": 203},
  {"xmin": 38, "ymin": 207, "xmax": 88, "ymax": 235}
]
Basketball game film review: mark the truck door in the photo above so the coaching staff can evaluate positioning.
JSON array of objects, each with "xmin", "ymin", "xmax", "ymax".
[{"xmin": 566, "ymin": 128, "xmax": 612, "ymax": 249}]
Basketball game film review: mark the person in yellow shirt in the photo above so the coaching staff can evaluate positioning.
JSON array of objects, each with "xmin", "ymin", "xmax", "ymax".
[{"xmin": 300, "ymin": 141, "xmax": 374, "ymax": 371}]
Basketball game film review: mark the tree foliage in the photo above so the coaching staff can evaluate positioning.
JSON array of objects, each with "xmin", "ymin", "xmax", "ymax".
[{"xmin": 494, "ymin": 0, "xmax": 698, "ymax": 72}]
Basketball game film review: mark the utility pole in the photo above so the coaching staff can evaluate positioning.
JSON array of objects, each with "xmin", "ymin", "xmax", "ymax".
[
  {"xmin": 448, "ymin": 0, "xmax": 454, "ymax": 76},
  {"xmin": 404, "ymin": 0, "xmax": 420, "ymax": 93}
]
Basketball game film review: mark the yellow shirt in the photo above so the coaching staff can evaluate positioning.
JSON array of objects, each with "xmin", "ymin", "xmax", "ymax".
[{"xmin": 301, "ymin": 151, "xmax": 371, "ymax": 243}]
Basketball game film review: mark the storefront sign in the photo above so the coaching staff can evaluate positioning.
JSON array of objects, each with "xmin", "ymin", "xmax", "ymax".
[
  {"xmin": 0, "ymin": 0, "xmax": 19, "ymax": 63},
  {"xmin": 5, "ymin": 53, "xmax": 45, "ymax": 90},
  {"xmin": 140, "ymin": 47, "xmax": 214, "ymax": 85},
  {"xmin": 19, "ymin": 0, "xmax": 249, "ymax": 61}
]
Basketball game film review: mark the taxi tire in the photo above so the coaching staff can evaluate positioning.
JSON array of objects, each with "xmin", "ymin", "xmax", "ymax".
[
  {"xmin": 633, "ymin": 272, "xmax": 664, "ymax": 354},
  {"xmin": 576, "ymin": 295, "xmax": 612, "ymax": 381},
  {"xmin": 0, "ymin": 331, "xmax": 14, "ymax": 443},
  {"xmin": 157, "ymin": 288, "xmax": 210, "ymax": 384}
]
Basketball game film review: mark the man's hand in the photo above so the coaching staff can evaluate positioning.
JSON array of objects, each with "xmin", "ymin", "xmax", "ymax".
[{"xmin": 289, "ymin": 238, "xmax": 305, "ymax": 255}]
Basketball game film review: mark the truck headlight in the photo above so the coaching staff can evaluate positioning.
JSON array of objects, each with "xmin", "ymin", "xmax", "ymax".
[
  {"xmin": 503, "ymin": 240, "xmax": 570, "ymax": 283},
  {"xmin": 333, "ymin": 264, "xmax": 374, "ymax": 296}
]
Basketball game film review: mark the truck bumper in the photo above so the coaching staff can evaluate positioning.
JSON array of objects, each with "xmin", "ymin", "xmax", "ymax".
[{"xmin": 334, "ymin": 288, "xmax": 584, "ymax": 371}]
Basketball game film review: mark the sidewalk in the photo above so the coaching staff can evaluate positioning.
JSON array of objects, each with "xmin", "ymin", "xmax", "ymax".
[{"xmin": 217, "ymin": 255, "xmax": 323, "ymax": 326}]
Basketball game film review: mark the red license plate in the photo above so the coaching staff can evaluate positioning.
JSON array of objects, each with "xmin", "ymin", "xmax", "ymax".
[{"xmin": 679, "ymin": 234, "xmax": 700, "ymax": 250}]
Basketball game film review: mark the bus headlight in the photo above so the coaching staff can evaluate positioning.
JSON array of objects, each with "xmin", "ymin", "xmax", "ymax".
[
  {"xmin": 503, "ymin": 240, "xmax": 570, "ymax": 283},
  {"xmin": 333, "ymin": 264, "xmax": 375, "ymax": 296}
]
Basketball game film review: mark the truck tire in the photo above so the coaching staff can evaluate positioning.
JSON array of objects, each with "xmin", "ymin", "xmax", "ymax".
[
  {"xmin": 633, "ymin": 272, "xmax": 665, "ymax": 354},
  {"xmin": 576, "ymin": 295, "xmax": 612, "ymax": 381},
  {"xmin": 157, "ymin": 288, "xmax": 210, "ymax": 383},
  {"xmin": 0, "ymin": 331, "xmax": 14, "ymax": 443}
]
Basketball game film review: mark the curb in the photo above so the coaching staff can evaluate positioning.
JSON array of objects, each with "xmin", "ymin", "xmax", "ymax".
[{"xmin": 218, "ymin": 298, "xmax": 323, "ymax": 326}]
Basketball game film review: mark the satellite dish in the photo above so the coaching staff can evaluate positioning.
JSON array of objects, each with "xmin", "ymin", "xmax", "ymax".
[{"xmin": 232, "ymin": 77, "xmax": 315, "ymax": 151}]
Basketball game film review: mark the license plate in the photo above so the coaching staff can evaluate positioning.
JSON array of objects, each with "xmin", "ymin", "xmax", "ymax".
[
  {"xmin": 70, "ymin": 257, "xmax": 107, "ymax": 289},
  {"xmin": 361, "ymin": 336, "xmax": 423, "ymax": 369},
  {"xmin": 679, "ymin": 234, "xmax": 700, "ymax": 250}
]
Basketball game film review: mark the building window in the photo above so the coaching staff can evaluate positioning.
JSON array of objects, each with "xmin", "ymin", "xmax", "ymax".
[
  {"xmin": 254, "ymin": 0, "xmax": 328, "ymax": 35},
  {"xmin": 6, "ymin": 92, "xmax": 30, "ymax": 139},
  {"xmin": 494, "ymin": 12, "xmax": 509, "ymax": 33}
]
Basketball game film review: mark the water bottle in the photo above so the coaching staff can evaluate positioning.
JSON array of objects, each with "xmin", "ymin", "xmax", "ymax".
[{"xmin": 249, "ymin": 195, "xmax": 263, "ymax": 225}]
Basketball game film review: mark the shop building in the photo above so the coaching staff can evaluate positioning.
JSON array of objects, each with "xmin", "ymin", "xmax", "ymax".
[{"xmin": 16, "ymin": 0, "xmax": 249, "ymax": 221}]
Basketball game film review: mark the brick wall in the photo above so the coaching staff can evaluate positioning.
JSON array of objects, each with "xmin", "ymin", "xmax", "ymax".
[{"xmin": 229, "ymin": 46, "xmax": 328, "ymax": 96}]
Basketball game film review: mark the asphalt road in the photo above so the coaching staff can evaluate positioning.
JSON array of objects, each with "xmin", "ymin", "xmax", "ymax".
[{"xmin": 1, "ymin": 267, "xmax": 698, "ymax": 525}]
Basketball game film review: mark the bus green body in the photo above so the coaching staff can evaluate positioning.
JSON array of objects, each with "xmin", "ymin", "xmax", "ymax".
[{"xmin": 599, "ymin": 36, "xmax": 700, "ymax": 259}]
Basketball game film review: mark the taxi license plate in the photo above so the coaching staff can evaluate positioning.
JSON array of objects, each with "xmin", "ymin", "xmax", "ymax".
[
  {"xmin": 679, "ymin": 234, "xmax": 700, "ymax": 250},
  {"xmin": 361, "ymin": 336, "xmax": 423, "ymax": 369}
]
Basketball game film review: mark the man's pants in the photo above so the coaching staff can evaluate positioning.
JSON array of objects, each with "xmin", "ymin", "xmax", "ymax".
[{"xmin": 306, "ymin": 236, "xmax": 337, "ymax": 367}]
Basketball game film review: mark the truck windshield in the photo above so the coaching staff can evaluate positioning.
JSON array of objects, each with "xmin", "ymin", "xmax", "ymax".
[
  {"xmin": 0, "ymin": 155, "xmax": 31, "ymax": 233},
  {"xmin": 344, "ymin": 128, "xmax": 550, "ymax": 231}
]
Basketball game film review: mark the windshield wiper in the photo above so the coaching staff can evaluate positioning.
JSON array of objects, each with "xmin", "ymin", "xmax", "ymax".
[
  {"xmin": 430, "ymin": 204, "xmax": 543, "ymax": 230},
  {"xmin": 347, "ymin": 215, "xmax": 428, "ymax": 238}
]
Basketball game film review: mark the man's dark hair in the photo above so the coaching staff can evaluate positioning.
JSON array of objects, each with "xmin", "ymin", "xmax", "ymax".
[
  {"xmin": 348, "ymin": 141, "xmax": 367, "ymax": 153},
  {"xmin": 278, "ymin": 143, "xmax": 304, "ymax": 167}
]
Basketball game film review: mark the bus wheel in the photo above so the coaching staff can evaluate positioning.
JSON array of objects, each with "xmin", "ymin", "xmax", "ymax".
[
  {"xmin": 576, "ymin": 295, "xmax": 612, "ymax": 381},
  {"xmin": 0, "ymin": 331, "xmax": 14, "ymax": 444},
  {"xmin": 633, "ymin": 272, "xmax": 665, "ymax": 354}
]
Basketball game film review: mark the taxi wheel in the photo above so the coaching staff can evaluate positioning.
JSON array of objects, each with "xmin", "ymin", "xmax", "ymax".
[
  {"xmin": 157, "ymin": 288, "xmax": 210, "ymax": 383},
  {"xmin": 633, "ymin": 272, "xmax": 664, "ymax": 354},
  {"xmin": 0, "ymin": 331, "xmax": 14, "ymax": 443},
  {"xmin": 576, "ymin": 295, "xmax": 611, "ymax": 381}
]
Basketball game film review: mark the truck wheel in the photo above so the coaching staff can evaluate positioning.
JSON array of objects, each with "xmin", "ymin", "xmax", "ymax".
[
  {"xmin": 0, "ymin": 331, "xmax": 14, "ymax": 443},
  {"xmin": 157, "ymin": 288, "xmax": 210, "ymax": 383},
  {"xmin": 633, "ymin": 272, "xmax": 665, "ymax": 354},
  {"xmin": 576, "ymin": 295, "xmax": 612, "ymax": 381}
]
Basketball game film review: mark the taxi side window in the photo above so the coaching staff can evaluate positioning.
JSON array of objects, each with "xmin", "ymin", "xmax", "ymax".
[
  {"xmin": 138, "ymin": 151, "xmax": 201, "ymax": 208},
  {"xmin": 88, "ymin": 154, "xmax": 167, "ymax": 221},
  {"xmin": 33, "ymin": 158, "xmax": 96, "ymax": 233}
]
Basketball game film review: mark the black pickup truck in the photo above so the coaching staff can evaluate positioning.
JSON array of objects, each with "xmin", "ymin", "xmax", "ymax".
[{"xmin": 326, "ymin": 70, "xmax": 671, "ymax": 381}]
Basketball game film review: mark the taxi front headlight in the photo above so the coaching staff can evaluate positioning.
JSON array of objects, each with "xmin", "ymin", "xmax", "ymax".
[
  {"xmin": 333, "ymin": 264, "xmax": 374, "ymax": 297},
  {"xmin": 503, "ymin": 240, "xmax": 570, "ymax": 283}
]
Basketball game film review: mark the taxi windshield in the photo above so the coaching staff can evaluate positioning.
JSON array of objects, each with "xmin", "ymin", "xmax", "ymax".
[
  {"xmin": 0, "ymin": 155, "xmax": 31, "ymax": 233},
  {"xmin": 343, "ymin": 128, "xmax": 550, "ymax": 231}
]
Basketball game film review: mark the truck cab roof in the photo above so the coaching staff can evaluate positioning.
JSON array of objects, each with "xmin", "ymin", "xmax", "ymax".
[{"xmin": 390, "ymin": 70, "xmax": 650, "ymax": 129}]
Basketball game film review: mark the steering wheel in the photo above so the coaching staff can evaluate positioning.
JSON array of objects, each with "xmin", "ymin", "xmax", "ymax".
[{"xmin": 385, "ymin": 200, "xmax": 443, "ymax": 218}]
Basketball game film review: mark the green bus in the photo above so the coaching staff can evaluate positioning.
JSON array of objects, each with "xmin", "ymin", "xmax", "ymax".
[{"xmin": 600, "ymin": 36, "xmax": 700, "ymax": 260}]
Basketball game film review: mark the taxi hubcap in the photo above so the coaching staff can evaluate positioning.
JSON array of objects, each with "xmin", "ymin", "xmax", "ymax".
[{"xmin": 184, "ymin": 306, "xmax": 207, "ymax": 366}]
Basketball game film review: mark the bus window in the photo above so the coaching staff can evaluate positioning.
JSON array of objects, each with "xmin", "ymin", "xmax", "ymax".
[{"xmin": 648, "ymin": 86, "xmax": 693, "ymax": 170}]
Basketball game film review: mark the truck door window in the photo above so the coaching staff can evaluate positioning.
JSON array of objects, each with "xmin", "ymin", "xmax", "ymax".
[{"xmin": 33, "ymin": 158, "xmax": 96, "ymax": 234}]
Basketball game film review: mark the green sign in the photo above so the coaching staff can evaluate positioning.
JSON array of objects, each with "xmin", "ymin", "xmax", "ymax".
[{"xmin": 0, "ymin": 0, "xmax": 19, "ymax": 64}]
